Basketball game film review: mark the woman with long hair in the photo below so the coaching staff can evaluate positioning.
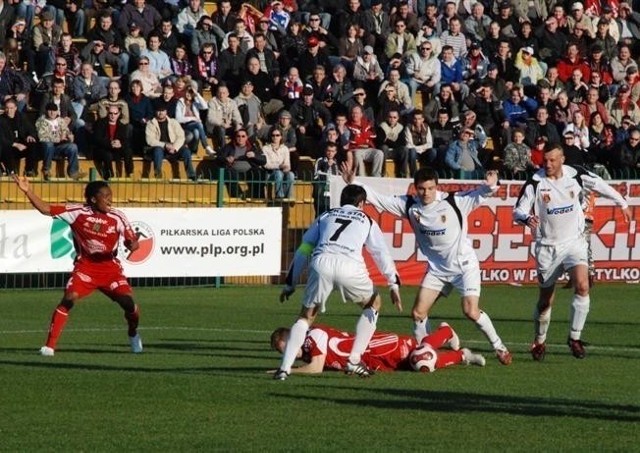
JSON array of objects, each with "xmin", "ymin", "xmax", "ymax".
[
  {"xmin": 262, "ymin": 127, "xmax": 295, "ymax": 200},
  {"xmin": 176, "ymin": 86, "xmax": 214, "ymax": 155}
]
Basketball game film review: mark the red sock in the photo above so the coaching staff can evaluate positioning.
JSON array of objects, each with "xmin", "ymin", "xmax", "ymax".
[
  {"xmin": 421, "ymin": 324, "xmax": 453, "ymax": 349},
  {"xmin": 125, "ymin": 304, "xmax": 139, "ymax": 337},
  {"xmin": 45, "ymin": 305, "xmax": 70, "ymax": 349},
  {"xmin": 435, "ymin": 350, "xmax": 463, "ymax": 369}
]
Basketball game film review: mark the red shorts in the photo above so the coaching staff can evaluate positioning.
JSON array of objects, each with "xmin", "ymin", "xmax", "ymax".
[{"xmin": 65, "ymin": 259, "xmax": 132, "ymax": 298}]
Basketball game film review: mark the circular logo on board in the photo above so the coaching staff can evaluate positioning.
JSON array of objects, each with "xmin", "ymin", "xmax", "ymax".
[{"xmin": 121, "ymin": 221, "xmax": 155, "ymax": 264}]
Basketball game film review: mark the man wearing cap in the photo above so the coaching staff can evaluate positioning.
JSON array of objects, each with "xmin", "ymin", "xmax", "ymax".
[
  {"xmin": 592, "ymin": 20, "xmax": 617, "ymax": 61},
  {"xmin": 145, "ymin": 105, "xmax": 196, "ymax": 180},
  {"xmin": 494, "ymin": 1, "xmax": 520, "ymax": 38},
  {"xmin": 36, "ymin": 102, "xmax": 83, "ymax": 180},
  {"xmin": 462, "ymin": 41, "xmax": 490, "ymax": 84},
  {"xmin": 32, "ymin": 10, "xmax": 63, "ymax": 76},
  {"xmin": 515, "ymin": 46, "xmax": 545, "ymax": 87},
  {"xmin": 289, "ymin": 85, "xmax": 332, "ymax": 157},
  {"xmin": 606, "ymin": 83, "xmax": 640, "ymax": 127},
  {"xmin": 361, "ymin": 0, "xmax": 390, "ymax": 51},
  {"xmin": 567, "ymin": 2, "xmax": 594, "ymax": 37},
  {"xmin": 298, "ymin": 35, "xmax": 330, "ymax": 81}
]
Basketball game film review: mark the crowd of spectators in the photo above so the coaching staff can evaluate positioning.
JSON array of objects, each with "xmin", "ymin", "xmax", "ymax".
[{"xmin": 0, "ymin": 0, "xmax": 640, "ymax": 192}]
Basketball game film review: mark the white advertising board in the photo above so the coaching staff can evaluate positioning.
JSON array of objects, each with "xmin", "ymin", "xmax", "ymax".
[{"xmin": 0, "ymin": 207, "xmax": 283, "ymax": 277}]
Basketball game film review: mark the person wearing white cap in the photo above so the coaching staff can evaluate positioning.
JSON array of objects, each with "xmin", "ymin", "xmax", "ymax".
[
  {"xmin": 514, "ymin": 45, "xmax": 545, "ymax": 87},
  {"xmin": 567, "ymin": 1, "xmax": 595, "ymax": 37}
]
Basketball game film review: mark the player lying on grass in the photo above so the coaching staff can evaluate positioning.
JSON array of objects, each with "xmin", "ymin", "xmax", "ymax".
[
  {"xmin": 275, "ymin": 184, "xmax": 402, "ymax": 380},
  {"xmin": 14, "ymin": 175, "xmax": 143, "ymax": 356},
  {"xmin": 341, "ymin": 165, "xmax": 512, "ymax": 365},
  {"xmin": 270, "ymin": 322, "xmax": 486, "ymax": 374}
]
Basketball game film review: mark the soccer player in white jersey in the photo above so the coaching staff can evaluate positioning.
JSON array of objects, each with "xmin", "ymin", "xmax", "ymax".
[
  {"xmin": 514, "ymin": 145, "xmax": 631, "ymax": 360},
  {"xmin": 274, "ymin": 185, "xmax": 402, "ymax": 380},
  {"xmin": 342, "ymin": 165, "xmax": 513, "ymax": 365}
]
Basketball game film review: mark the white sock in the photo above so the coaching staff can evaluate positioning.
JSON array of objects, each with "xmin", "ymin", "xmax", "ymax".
[
  {"xmin": 475, "ymin": 311, "xmax": 505, "ymax": 351},
  {"xmin": 279, "ymin": 318, "xmax": 309, "ymax": 374},
  {"xmin": 348, "ymin": 307, "xmax": 378, "ymax": 364},
  {"xmin": 570, "ymin": 294, "xmax": 590, "ymax": 340},
  {"xmin": 413, "ymin": 317, "xmax": 430, "ymax": 343},
  {"xmin": 534, "ymin": 306, "xmax": 552, "ymax": 344}
]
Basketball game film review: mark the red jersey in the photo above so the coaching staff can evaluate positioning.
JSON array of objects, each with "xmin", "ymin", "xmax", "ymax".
[
  {"xmin": 302, "ymin": 325, "xmax": 417, "ymax": 372},
  {"xmin": 51, "ymin": 204, "xmax": 136, "ymax": 264}
]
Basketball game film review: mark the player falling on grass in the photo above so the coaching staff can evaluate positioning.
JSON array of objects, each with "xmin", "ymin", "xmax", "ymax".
[
  {"xmin": 14, "ymin": 176, "xmax": 143, "ymax": 356},
  {"xmin": 513, "ymin": 145, "xmax": 631, "ymax": 361},
  {"xmin": 270, "ymin": 322, "xmax": 486, "ymax": 374},
  {"xmin": 275, "ymin": 184, "xmax": 402, "ymax": 380},
  {"xmin": 342, "ymin": 165, "xmax": 512, "ymax": 365}
]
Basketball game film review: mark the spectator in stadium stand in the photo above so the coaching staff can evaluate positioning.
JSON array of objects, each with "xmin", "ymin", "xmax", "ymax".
[
  {"xmin": 552, "ymin": 91, "xmax": 580, "ymax": 133},
  {"xmin": 153, "ymin": 83, "xmax": 178, "ymax": 118},
  {"xmin": 176, "ymin": 86, "xmax": 212, "ymax": 155},
  {"xmin": 254, "ymin": 15, "xmax": 281, "ymax": 54},
  {"xmin": 464, "ymin": 2, "xmax": 491, "ymax": 43},
  {"xmin": 390, "ymin": 1, "xmax": 419, "ymax": 35},
  {"xmin": 211, "ymin": 0, "xmax": 237, "ymax": 39},
  {"xmin": 535, "ymin": 83, "xmax": 555, "ymax": 116},
  {"xmin": 271, "ymin": 109, "xmax": 299, "ymax": 173},
  {"xmin": 471, "ymin": 62, "xmax": 507, "ymax": 100},
  {"xmin": 123, "ymin": 21, "xmax": 147, "ymax": 61},
  {"xmin": 525, "ymin": 106, "xmax": 561, "ymax": 147},
  {"xmin": 406, "ymin": 40, "xmax": 441, "ymax": 101},
  {"xmin": 220, "ymin": 19, "xmax": 254, "ymax": 54},
  {"xmin": 625, "ymin": 67, "xmax": 640, "ymax": 103},
  {"xmin": 535, "ymin": 16, "xmax": 567, "ymax": 65},
  {"xmin": 145, "ymin": 105, "xmax": 197, "ymax": 180},
  {"xmin": 56, "ymin": 33, "xmax": 82, "ymax": 76},
  {"xmin": 159, "ymin": 19, "xmax": 179, "ymax": 56},
  {"xmin": 361, "ymin": 0, "xmax": 390, "ymax": 54},
  {"xmin": 312, "ymin": 142, "xmax": 341, "ymax": 216},
  {"xmin": 437, "ymin": 1, "xmax": 457, "ymax": 34},
  {"xmin": 610, "ymin": 127, "xmax": 640, "ymax": 173},
  {"xmin": 352, "ymin": 46, "xmax": 384, "ymax": 101},
  {"xmin": 346, "ymin": 104, "xmax": 383, "ymax": 177},
  {"xmin": 377, "ymin": 109, "xmax": 408, "ymax": 178},
  {"xmin": 191, "ymin": 16, "xmax": 218, "ymax": 58},
  {"xmin": 606, "ymin": 84, "xmax": 640, "ymax": 128},
  {"xmin": 140, "ymin": 33, "xmax": 172, "ymax": 83},
  {"xmin": 246, "ymin": 33, "xmax": 281, "ymax": 84},
  {"xmin": 126, "ymin": 79, "xmax": 154, "ymax": 156},
  {"xmin": 592, "ymin": 19, "xmax": 617, "ymax": 62},
  {"xmin": 610, "ymin": 44, "xmax": 638, "ymax": 85},
  {"xmin": 529, "ymin": 136, "xmax": 545, "ymax": 170},
  {"xmin": 289, "ymin": 85, "xmax": 332, "ymax": 157},
  {"xmin": 206, "ymin": 83, "xmax": 243, "ymax": 150},
  {"xmin": 550, "ymin": 4, "xmax": 569, "ymax": 34},
  {"xmin": 376, "ymin": 84, "xmax": 405, "ymax": 124},
  {"xmin": 217, "ymin": 33, "xmax": 246, "ymax": 97},
  {"xmin": 321, "ymin": 118, "xmax": 352, "ymax": 169},
  {"xmin": 616, "ymin": 2, "xmax": 640, "ymax": 48},
  {"xmin": 234, "ymin": 79, "xmax": 265, "ymax": 140},
  {"xmin": 192, "ymin": 43, "xmax": 218, "ymax": 92},
  {"xmin": 440, "ymin": 16, "xmax": 467, "ymax": 58},
  {"xmin": 503, "ymin": 85, "xmax": 539, "ymax": 129},
  {"xmin": 86, "ymin": 12, "xmax": 129, "ymax": 77},
  {"xmin": 175, "ymin": 0, "xmax": 208, "ymax": 42},
  {"xmin": 502, "ymin": 128, "xmax": 533, "ymax": 176},
  {"xmin": 461, "ymin": 41, "xmax": 490, "ymax": 86},
  {"xmin": 378, "ymin": 69, "xmax": 412, "ymax": 116},
  {"xmin": 325, "ymin": 64, "xmax": 354, "ymax": 116},
  {"xmin": 439, "ymin": 45, "xmax": 468, "ymax": 100},
  {"xmin": 0, "ymin": 98, "xmax": 39, "ymax": 176},
  {"xmin": 557, "ymin": 43, "xmax": 590, "ymax": 84},
  {"xmin": 481, "ymin": 21, "xmax": 502, "ymax": 59},
  {"xmin": 39, "ymin": 77, "xmax": 78, "ymax": 130},
  {"xmin": 445, "ymin": 126, "xmax": 483, "ymax": 176},
  {"xmin": 404, "ymin": 110, "xmax": 435, "ymax": 174},
  {"xmin": 93, "ymin": 105, "xmax": 133, "ymax": 179},
  {"xmin": 129, "ymin": 56, "xmax": 162, "ymax": 99},
  {"xmin": 493, "ymin": 1, "xmax": 519, "ymax": 39},
  {"xmin": 216, "ymin": 128, "xmax": 267, "ymax": 198},
  {"xmin": 459, "ymin": 110, "xmax": 489, "ymax": 156},
  {"xmin": 31, "ymin": 10, "xmax": 63, "ymax": 77},
  {"xmin": 168, "ymin": 45, "xmax": 194, "ymax": 85},
  {"xmin": 464, "ymin": 80, "xmax": 506, "ymax": 146},
  {"xmin": 580, "ymin": 87, "xmax": 609, "ymax": 126},
  {"xmin": 491, "ymin": 40, "xmax": 519, "ymax": 89},
  {"xmin": 98, "ymin": 80, "xmax": 130, "ymax": 125},
  {"xmin": 514, "ymin": 46, "xmax": 545, "ymax": 89},
  {"xmin": 262, "ymin": 126, "xmax": 295, "ymax": 200},
  {"xmin": 0, "ymin": 52, "xmax": 29, "ymax": 112},
  {"xmin": 512, "ymin": 21, "xmax": 537, "ymax": 57},
  {"xmin": 298, "ymin": 35, "xmax": 330, "ymax": 81},
  {"xmin": 567, "ymin": 2, "xmax": 594, "ymax": 37},
  {"xmin": 242, "ymin": 57, "xmax": 282, "ymax": 120},
  {"xmin": 560, "ymin": 130, "xmax": 587, "ymax": 166},
  {"xmin": 385, "ymin": 18, "xmax": 417, "ymax": 61},
  {"xmin": 117, "ymin": 0, "xmax": 162, "ymax": 39},
  {"xmin": 6, "ymin": 19, "xmax": 29, "ymax": 72},
  {"xmin": 565, "ymin": 68, "xmax": 589, "ymax": 104},
  {"xmin": 306, "ymin": 11, "xmax": 340, "ymax": 54},
  {"xmin": 80, "ymin": 39, "xmax": 122, "ymax": 82},
  {"xmin": 416, "ymin": 22, "xmax": 443, "ymax": 58},
  {"xmin": 36, "ymin": 102, "xmax": 84, "ymax": 180}
]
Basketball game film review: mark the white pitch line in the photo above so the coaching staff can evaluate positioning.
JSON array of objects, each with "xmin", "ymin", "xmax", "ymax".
[{"xmin": 1, "ymin": 326, "xmax": 639, "ymax": 353}]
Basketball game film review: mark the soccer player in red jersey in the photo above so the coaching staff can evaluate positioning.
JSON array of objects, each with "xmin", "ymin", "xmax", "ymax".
[
  {"xmin": 14, "ymin": 176, "xmax": 143, "ymax": 356},
  {"xmin": 270, "ymin": 323, "xmax": 486, "ymax": 374}
]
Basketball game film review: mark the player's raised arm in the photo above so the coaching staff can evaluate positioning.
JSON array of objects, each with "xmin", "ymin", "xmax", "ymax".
[{"xmin": 13, "ymin": 174, "xmax": 52, "ymax": 216}]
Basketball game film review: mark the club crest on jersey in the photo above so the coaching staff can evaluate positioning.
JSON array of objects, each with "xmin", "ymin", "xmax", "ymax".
[
  {"xmin": 92, "ymin": 223, "xmax": 102, "ymax": 232},
  {"xmin": 441, "ymin": 215, "xmax": 446, "ymax": 223},
  {"xmin": 542, "ymin": 193, "xmax": 551, "ymax": 204},
  {"xmin": 569, "ymin": 191, "xmax": 574, "ymax": 199}
]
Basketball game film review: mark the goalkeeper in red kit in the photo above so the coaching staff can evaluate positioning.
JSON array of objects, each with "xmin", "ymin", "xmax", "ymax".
[{"xmin": 14, "ymin": 175, "xmax": 143, "ymax": 356}]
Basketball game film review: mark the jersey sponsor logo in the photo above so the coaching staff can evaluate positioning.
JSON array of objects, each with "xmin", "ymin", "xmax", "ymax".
[
  {"xmin": 546, "ymin": 204, "xmax": 574, "ymax": 215},
  {"xmin": 85, "ymin": 217, "xmax": 108, "ymax": 225},
  {"xmin": 50, "ymin": 219, "xmax": 75, "ymax": 260},
  {"xmin": 419, "ymin": 227, "xmax": 446, "ymax": 236},
  {"xmin": 120, "ymin": 221, "xmax": 155, "ymax": 265}
]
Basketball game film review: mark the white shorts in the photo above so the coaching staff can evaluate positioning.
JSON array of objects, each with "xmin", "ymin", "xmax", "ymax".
[
  {"xmin": 302, "ymin": 254, "xmax": 375, "ymax": 309},
  {"xmin": 535, "ymin": 238, "xmax": 588, "ymax": 288},
  {"xmin": 420, "ymin": 266, "xmax": 481, "ymax": 298}
]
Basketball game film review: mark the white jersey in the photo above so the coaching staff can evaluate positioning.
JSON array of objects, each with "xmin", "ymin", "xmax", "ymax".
[
  {"xmin": 291, "ymin": 205, "xmax": 399, "ymax": 287},
  {"xmin": 359, "ymin": 182, "xmax": 496, "ymax": 277},
  {"xmin": 513, "ymin": 166, "xmax": 628, "ymax": 246}
]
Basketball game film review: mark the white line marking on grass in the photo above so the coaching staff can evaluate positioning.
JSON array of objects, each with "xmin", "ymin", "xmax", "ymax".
[{"xmin": 2, "ymin": 326, "xmax": 639, "ymax": 353}]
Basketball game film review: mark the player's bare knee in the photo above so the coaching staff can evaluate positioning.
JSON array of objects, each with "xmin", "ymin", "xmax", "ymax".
[{"xmin": 412, "ymin": 307, "xmax": 428, "ymax": 322}]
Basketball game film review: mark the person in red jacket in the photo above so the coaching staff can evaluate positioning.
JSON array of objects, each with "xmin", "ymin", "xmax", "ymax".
[
  {"xmin": 557, "ymin": 43, "xmax": 591, "ymax": 83},
  {"xmin": 346, "ymin": 104, "xmax": 384, "ymax": 176}
]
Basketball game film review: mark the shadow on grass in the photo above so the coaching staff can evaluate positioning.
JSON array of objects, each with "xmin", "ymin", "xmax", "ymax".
[{"xmin": 272, "ymin": 387, "xmax": 640, "ymax": 422}]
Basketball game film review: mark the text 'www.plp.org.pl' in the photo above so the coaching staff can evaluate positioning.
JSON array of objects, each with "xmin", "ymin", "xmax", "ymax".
[{"xmin": 159, "ymin": 243, "xmax": 266, "ymax": 258}]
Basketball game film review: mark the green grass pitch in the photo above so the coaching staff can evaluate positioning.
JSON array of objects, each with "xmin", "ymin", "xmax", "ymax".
[{"xmin": 1, "ymin": 284, "xmax": 638, "ymax": 451}]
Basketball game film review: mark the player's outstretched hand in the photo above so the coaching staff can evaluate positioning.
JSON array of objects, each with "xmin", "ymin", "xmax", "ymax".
[
  {"xmin": 340, "ymin": 162, "xmax": 355, "ymax": 184},
  {"xmin": 13, "ymin": 173, "xmax": 29, "ymax": 194},
  {"xmin": 280, "ymin": 285, "xmax": 295, "ymax": 302},
  {"xmin": 390, "ymin": 285, "xmax": 403, "ymax": 312},
  {"xmin": 621, "ymin": 207, "xmax": 632, "ymax": 224}
]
